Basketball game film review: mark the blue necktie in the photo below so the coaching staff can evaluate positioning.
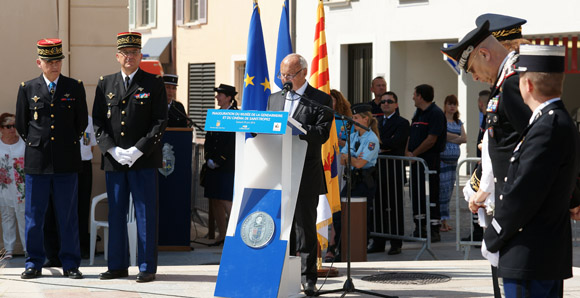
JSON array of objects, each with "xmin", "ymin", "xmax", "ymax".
[{"xmin": 49, "ymin": 82, "xmax": 56, "ymax": 95}]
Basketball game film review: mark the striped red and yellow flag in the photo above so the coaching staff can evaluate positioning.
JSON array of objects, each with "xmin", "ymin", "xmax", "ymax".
[{"xmin": 310, "ymin": 0, "xmax": 340, "ymax": 251}]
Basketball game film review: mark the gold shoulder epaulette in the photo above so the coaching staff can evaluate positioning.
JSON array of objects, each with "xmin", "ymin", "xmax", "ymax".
[
  {"xmin": 21, "ymin": 82, "xmax": 25, "ymax": 87},
  {"xmin": 78, "ymin": 80, "xmax": 82, "ymax": 84},
  {"xmin": 100, "ymin": 76, "xmax": 104, "ymax": 81}
]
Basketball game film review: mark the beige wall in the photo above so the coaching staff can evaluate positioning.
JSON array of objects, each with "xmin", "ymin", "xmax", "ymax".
[
  {"xmin": 175, "ymin": 0, "xmax": 285, "ymax": 111},
  {"xmin": 0, "ymin": 0, "xmax": 128, "ymax": 201}
]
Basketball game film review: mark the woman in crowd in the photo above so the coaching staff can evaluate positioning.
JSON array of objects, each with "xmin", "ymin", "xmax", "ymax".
[
  {"xmin": 203, "ymin": 84, "xmax": 238, "ymax": 246},
  {"xmin": 340, "ymin": 104, "xmax": 380, "ymax": 256},
  {"xmin": 0, "ymin": 113, "xmax": 26, "ymax": 259},
  {"xmin": 325, "ymin": 89, "xmax": 352, "ymax": 262},
  {"xmin": 439, "ymin": 94, "xmax": 466, "ymax": 232}
]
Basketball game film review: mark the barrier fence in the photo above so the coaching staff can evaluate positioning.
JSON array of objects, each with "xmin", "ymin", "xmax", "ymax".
[
  {"xmin": 369, "ymin": 155, "xmax": 437, "ymax": 260},
  {"xmin": 453, "ymin": 157, "xmax": 481, "ymax": 259}
]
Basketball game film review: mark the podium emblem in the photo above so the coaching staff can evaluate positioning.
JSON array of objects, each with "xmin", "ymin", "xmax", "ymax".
[
  {"xmin": 241, "ymin": 211, "xmax": 275, "ymax": 248},
  {"xmin": 159, "ymin": 143, "xmax": 175, "ymax": 177}
]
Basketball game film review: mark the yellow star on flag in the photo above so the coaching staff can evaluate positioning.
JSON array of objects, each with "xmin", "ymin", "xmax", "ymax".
[
  {"xmin": 244, "ymin": 73, "xmax": 255, "ymax": 87},
  {"xmin": 260, "ymin": 77, "xmax": 270, "ymax": 92}
]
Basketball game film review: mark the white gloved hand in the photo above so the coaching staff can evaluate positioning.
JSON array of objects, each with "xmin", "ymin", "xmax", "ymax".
[
  {"xmin": 123, "ymin": 146, "xmax": 143, "ymax": 167},
  {"xmin": 207, "ymin": 159, "xmax": 220, "ymax": 169},
  {"xmin": 107, "ymin": 147, "xmax": 131, "ymax": 166},
  {"xmin": 481, "ymin": 240, "xmax": 499, "ymax": 267}
]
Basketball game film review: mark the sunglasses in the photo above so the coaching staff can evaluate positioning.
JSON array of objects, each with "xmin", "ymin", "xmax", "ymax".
[
  {"xmin": 2, "ymin": 125, "xmax": 15, "ymax": 129},
  {"xmin": 380, "ymin": 99, "xmax": 395, "ymax": 104}
]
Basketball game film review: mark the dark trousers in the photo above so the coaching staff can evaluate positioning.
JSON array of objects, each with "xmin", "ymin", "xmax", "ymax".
[
  {"xmin": 290, "ymin": 189, "xmax": 318, "ymax": 283},
  {"xmin": 503, "ymin": 278, "xmax": 563, "ymax": 298},
  {"xmin": 105, "ymin": 169, "xmax": 159, "ymax": 273},
  {"xmin": 25, "ymin": 173, "xmax": 80, "ymax": 271},
  {"xmin": 44, "ymin": 161, "xmax": 93, "ymax": 260},
  {"xmin": 410, "ymin": 156, "xmax": 440, "ymax": 228},
  {"xmin": 372, "ymin": 158, "xmax": 405, "ymax": 248},
  {"xmin": 340, "ymin": 169, "xmax": 375, "ymax": 249}
]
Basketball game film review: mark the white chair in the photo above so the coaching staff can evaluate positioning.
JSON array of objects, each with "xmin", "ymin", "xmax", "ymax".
[{"xmin": 89, "ymin": 193, "xmax": 137, "ymax": 266}]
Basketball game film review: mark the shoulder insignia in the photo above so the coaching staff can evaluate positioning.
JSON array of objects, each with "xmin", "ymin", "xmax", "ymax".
[
  {"xmin": 78, "ymin": 79, "xmax": 82, "ymax": 84},
  {"xmin": 100, "ymin": 76, "xmax": 104, "ymax": 81},
  {"xmin": 21, "ymin": 82, "xmax": 25, "ymax": 87}
]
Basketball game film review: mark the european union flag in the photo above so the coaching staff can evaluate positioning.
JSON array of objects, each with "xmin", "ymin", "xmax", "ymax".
[
  {"xmin": 274, "ymin": 0, "xmax": 293, "ymax": 89},
  {"xmin": 241, "ymin": 1, "xmax": 271, "ymax": 111}
]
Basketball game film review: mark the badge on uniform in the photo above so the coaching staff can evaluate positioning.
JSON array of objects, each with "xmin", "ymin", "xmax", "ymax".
[
  {"xmin": 134, "ymin": 93, "xmax": 150, "ymax": 99},
  {"xmin": 487, "ymin": 127, "xmax": 494, "ymax": 138},
  {"xmin": 368, "ymin": 142, "xmax": 375, "ymax": 151},
  {"xmin": 32, "ymin": 96, "xmax": 40, "ymax": 103},
  {"xmin": 487, "ymin": 95, "xmax": 499, "ymax": 113}
]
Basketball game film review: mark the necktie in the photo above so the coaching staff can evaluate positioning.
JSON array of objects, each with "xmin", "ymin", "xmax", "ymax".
[
  {"xmin": 125, "ymin": 76, "xmax": 130, "ymax": 90},
  {"xmin": 49, "ymin": 82, "xmax": 56, "ymax": 95}
]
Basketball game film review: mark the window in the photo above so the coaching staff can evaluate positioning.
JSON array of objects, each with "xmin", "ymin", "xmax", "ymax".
[
  {"xmin": 188, "ymin": 63, "xmax": 215, "ymax": 138},
  {"xmin": 347, "ymin": 43, "xmax": 373, "ymax": 105},
  {"xmin": 177, "ymin": 0, "xmax": 207, "ymax": 26},
  {"xmin": 129, "ymin": 0, "xmax": 157, "ymax": 29}
]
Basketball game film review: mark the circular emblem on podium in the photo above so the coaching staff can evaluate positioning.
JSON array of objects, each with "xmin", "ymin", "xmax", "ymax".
[{"xmin": 241, "ymin": 211, "xmax": 275, "ymax": 248}]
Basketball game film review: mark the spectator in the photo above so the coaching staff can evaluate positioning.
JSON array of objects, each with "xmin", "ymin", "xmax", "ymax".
[
  {"xmin": 368, "ymin": 92, "xmax": 409, "ymax": 255},
  {"xmin": 369, "ymin": 77, "xmax": 387, "ymax": 115},
  {"xmin": 0, "ymin": 113, "xmax": 26, "ymax": 260},
  {"xmin": 439, "ymin": 95, "xmax": 466, "ymax": 232}
]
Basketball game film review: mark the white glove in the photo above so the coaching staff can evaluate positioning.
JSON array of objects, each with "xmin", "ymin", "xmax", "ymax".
[
  {"xmin": 123, "ymin": 146, "xmax": 143, "ymax": 167},
  {"xmin": 481, "ymin": 240, "xmax": 499, "ymax": 267},
  {"xmin": 207, "ymin": 159, "xmax": 219, "ymax": 169},
  {"xmin": 107, "ymin": 147, "xmax": 131, "ymax": 166}
]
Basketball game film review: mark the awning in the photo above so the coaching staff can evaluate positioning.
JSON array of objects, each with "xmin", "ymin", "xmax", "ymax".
[{"xmin": 142, "ymin": 37, "xmax": 172, "ymax": 62}]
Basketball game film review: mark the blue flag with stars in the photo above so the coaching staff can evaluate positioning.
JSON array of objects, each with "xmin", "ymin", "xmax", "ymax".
[
  {"xmin": 274, "ymin": 0, "xmax": 293, "ymax": 89},
  {"xmin": 241, "ymin": 1, "xmax": 271, "ymax": 111}
]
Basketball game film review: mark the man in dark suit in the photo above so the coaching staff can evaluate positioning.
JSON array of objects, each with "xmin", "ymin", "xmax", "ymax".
[
  {"xmin": 368, "ymin": 91, "xmax": 409, "ymax": 255},
  {"xmin": 164, "ymin": 74, "xmax": 188, "ymax": 128},
  {"xmin": 267, "ymin": 53, "xmax": 333, "ymax": 295},
  {"xmin": 15, "ymin": 38, "xmax": 88, "ymax": 279},
  {"xmin": 483, "ymin": 44, "xmax": 580, "ymax": 297},
  {"xmin": 93, "ymin": 32, "xmax": 168, "ymax": 283}
]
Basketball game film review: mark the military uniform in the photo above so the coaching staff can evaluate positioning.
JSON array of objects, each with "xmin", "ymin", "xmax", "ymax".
[
  {"xmin": 93, "ymin": 32, "xmax": 167, "ymax": 279},
  {"xmin": 15, "ymin": 39, "xmax": 88, "ymax": 276},
  {"xmin": 167, "ymin": 101, "xmax": 188, "ymax": 127}
]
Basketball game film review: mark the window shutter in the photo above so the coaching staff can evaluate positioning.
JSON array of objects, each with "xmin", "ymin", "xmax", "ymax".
[
  {"xmin": 148, "ymin": 0, "xmax": 157, "ymax": 27},
  {"xmin": 176, "ymin": 0, "xmax": 184, "ymax": 26},
  {"xmin": 129, "ymin": 0, "xmax": 136, "ymax": 29},
  {"xmin": 198, "ymin": 0, "xmax": 207, "ymax": 24},
  {"xmin": 188, "ymin": 63, "xmax": 216, "ymax": 139}
]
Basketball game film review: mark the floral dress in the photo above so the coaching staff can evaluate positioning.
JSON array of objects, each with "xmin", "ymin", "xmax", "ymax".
[{"xmin": 0, "ymin": 138, "xmax": 26, "ymax": 209}]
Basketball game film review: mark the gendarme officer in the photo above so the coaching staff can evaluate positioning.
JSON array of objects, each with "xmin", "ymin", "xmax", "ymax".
[
  {"xmin": 164, "ymin": 74, "xmax": 188, "ymax": 128},
  {"xmin": 15, "ymin": 38, "xmax": 88, "ymax": 279},
  {"xmin": 93, "ymin": 32, "xmax": 168, "ymax": 283}
]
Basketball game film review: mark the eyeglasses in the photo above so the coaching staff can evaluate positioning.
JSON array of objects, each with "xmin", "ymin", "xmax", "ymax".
[
  {"xmin": 466, "ymin": 45, "xmax": 481, "ymax": 74},
  {"xmin": 380, "ymin": 99, "xmax": 395, "ymax": 104},
  {"xmin": 118, "ymin": 50, "xmax": 140, "ymax": 57},
  {"xmin": 2, "ymin": 125, "xmax": 15, "ymax": 129},
  {"xmin": 277, "ymin": 68, "xmax": 304, "ymax": 80}
]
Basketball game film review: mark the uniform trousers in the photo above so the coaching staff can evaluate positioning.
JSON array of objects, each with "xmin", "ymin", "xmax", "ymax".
[
  {"xmin": 503, "ymin": 278, "xmax": 563, "ymax": 298},
  {"xmin": 105, "ymin": 168, "xmax": 158, "ymax": 273},
  {"xmin": 25, "ymin": 173, "xmax": 80, "ymax": 271},
  {"xmin": 0, "ymin": 204, "xmax": 26, "ymax": 253}
]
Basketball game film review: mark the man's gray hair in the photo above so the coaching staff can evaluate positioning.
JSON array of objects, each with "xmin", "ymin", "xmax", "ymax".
[{"xmin": 287, "ymin": 53, "xmax": 308, "ymax": 69}]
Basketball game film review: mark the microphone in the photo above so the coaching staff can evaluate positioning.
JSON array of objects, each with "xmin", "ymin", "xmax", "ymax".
[{"xmin": 281, "ymin": 82, "xmax": 293, "ymax": 97}]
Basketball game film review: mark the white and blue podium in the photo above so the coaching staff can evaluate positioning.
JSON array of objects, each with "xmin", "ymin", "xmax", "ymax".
[{"xmin": 205, "ymin": 110, "xmax": 307, "ymax": 298}]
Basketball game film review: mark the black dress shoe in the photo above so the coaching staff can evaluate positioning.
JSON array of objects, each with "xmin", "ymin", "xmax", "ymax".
[
  {"xmin": 387, "ymin": 246, "xmax": 402, "ymax": 255},
  {"xmin": 303, "ymin": 281, "xmax": 317, "ymax": 296},
  {"xmin": 367, "ymin": 244, "xmax": 385, "ymax": 253},
  {"xmin": 21, "ymin": 268, "xmax": 42, "ymax": 279},
  {"xmin": 136, "ymin": 272, "xmax": 156, "ymax": 283},
  {"xmin": 64, "ymin": 268, "xmax": 84, "ymax": 279},
  {"xmin": 44, "ymin": 259, "xmax": 62, "ymax": 267},
  {"xmin": 99, "ymin": 269, "xmax": 129, "ymax": 280}
]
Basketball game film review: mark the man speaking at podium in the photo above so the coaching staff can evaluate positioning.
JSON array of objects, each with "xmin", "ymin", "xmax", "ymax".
[{"xmin": 267, "ymin": 53, "xmax": 333, "ymax": 295}]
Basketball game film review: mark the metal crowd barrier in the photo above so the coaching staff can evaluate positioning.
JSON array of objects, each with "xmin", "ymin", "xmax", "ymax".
[
  {"xmin": 369, "ymin": 155, "xmax": 437, "ymax": 260},
  {"xmin": 454, "ymin": 157, "xmax": 481, "ymax": 259}
]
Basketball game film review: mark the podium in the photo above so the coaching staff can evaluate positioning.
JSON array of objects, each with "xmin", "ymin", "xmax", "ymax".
[
  {"xmin": 158, "ymin": 128, "xmax": 193, "ymax": 249},
  {"xmin": 206, "ymin": 110, "xmax": 306, "ymax": 298}
]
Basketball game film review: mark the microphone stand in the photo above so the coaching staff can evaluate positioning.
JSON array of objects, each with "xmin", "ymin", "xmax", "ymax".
[
  {"xmin": 289, "ymin": 90, "xmax": 397, "ymax": 298},
  {"xmin": 169, "ymin": 101, "xmax": 204, "ymax": 131}
]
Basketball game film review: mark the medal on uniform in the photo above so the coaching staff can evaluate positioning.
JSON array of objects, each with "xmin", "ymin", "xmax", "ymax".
[
  {"xmin": 34, "ymin": 111, "xmax": 38, "ymax": 120},
  {"xmin": 107, "ymin": 107, "xmax": 111, "ymax": 119}
]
